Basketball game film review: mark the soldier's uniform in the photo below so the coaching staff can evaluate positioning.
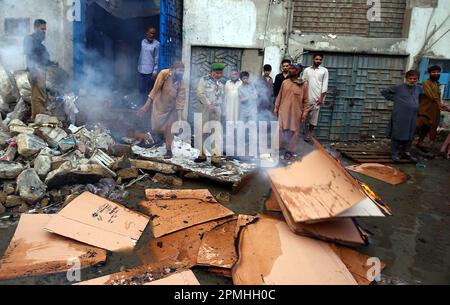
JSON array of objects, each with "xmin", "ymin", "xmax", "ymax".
[{"xmin": 195, "ymin": 64, "xmax": 225, "ymax": 164}]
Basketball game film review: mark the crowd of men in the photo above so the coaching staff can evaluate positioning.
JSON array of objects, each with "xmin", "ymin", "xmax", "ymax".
[{"xmin": 24, "ymin": 21, "xmax": 450, "ymax": 165}]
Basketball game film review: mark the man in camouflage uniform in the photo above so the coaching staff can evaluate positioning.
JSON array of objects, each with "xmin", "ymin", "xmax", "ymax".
[{"xmin": 194, "ymin": 63, "xmax": 225, "ymax": 166}]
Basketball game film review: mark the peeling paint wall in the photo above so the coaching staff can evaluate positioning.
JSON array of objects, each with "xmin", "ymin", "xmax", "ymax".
[
  {"xmin": 182, "ymin": 0, "xmax": 287, "ymax": 79},
  {"xmin": 0, "ymin": 0, "xmax": 73, "ymax": 74},
  {"xmin": 406, "ymin": 0, "xmax": 450, "ymax": 68}
]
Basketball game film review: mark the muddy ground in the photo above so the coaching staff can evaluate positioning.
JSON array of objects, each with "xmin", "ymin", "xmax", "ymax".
[{"xmin": 0, "ymin": 142, "xmax": 449, "ymax": 285}]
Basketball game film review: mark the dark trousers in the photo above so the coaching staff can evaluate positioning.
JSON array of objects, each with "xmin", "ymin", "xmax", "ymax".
[
  {"xmin": 138, "ymin": 73, "xmax": 155, "ymax": 105},
  {"xmin": 391, "ymin": 138, "xmax": 413, "ymax": 157}
]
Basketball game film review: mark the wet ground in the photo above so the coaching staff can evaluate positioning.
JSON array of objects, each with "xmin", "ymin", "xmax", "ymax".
[{"xmin": 0, "ymin": 141, "xmax": 449, "ymax": 285}]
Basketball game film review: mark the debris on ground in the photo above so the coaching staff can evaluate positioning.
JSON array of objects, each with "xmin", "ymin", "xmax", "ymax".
[
  {"xmin": 137, "ymin": 219, "xmax": 231, "ymax": 268},
  {"xmin": 0, "ymin": 161, "xmax": 24, "ymax": 179},
  {"xmin": 0, "ymin": 214, "xmax": 107, "ymax": 280},
  {"xmin": 152, "ymin": 173, "xmax": 183, "ymax": 187},
  {"xmin": 196, "ymin": 219, "xmax": 238, "ymax": 269},
  {"xmin": 144, "ymin": 270, "xmax": 200, "ymax": 285},
  {"xmin": 44, "ymin": 192, "xmax": 150, "ymax": 251},
  {"xmin": 76, "ymin": 260, "xmax": 189, "ymax": 285},
  {"xmin": 268, "ymin": 140, "xmax": 392, "ymax": 223},
  {"xmin": 264, "ymin": 191, "xmax": 281, "ymax": 212},
  {"xmin": 140, "ymin": 189, "xmax": 235, "ymax": 238},
  {"xmin": 333, "ymin": 142, "xmax": 416, "ymax": 164},
  {"xmin": 232, "ymin": 215, "xmax": 372, "ymax": 285},
  {"xmin": 16, "ymin": 168, "xmax": 47, "ymax": 204},
  {"xmin": 346, "ymin": 163, "xmax": 409, "ymax": 185},
  {"xmin": 132, "ymin": 137, "xmax": 257, "ymax": 192}
]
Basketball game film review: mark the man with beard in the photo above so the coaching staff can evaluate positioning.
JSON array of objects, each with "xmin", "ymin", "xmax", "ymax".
[
  {"xmin": 24, "ymin": 19, "xmax": 55, "ymax": 119},
  {"xmin": 137, "ymin": 27, "xmax": 160, "ymax": 105},
  {"xmin": 195, "ymin": 63, "xmax": 226, "ymax": 167},
  {"xmin": 138, "ymin": 61, "xmax": 186, "ymax": 159},
  {"xmin": 381, "ymin": 70, "xmax": 421, "ymax": 162},
  {"xmin": 416, "ymin": 65, "xmax": 450, "ymax": 151},
  {"xmin": 273, "ymin": 64, "xmax": 309, "ymax": 160},
  {"xmin": 302, "ymin": 53, "xmax": 329, "ymax": 142},
  {"xmin": 224, "ymin": 69, "xmax": 242, "ymax": 125},
  {"xmin": 273, "ymin": 59, "xmax": 292, "ymax": 98}
]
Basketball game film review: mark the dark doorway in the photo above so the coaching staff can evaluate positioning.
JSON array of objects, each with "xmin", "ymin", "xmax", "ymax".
[{"xmin": 84, "ymin": 2, "xmax": 160, "ymax": 94}]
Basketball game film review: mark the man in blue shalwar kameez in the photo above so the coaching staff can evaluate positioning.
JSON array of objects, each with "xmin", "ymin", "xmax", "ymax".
[{"xmin": 381, "ymin": 70, "xmax": 422, "ymax": 162}]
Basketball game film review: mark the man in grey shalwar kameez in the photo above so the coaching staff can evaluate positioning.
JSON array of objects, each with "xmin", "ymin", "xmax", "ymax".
[{"xmin": 381, "ymin": 70, "xmax": 422, "ymax": 162}]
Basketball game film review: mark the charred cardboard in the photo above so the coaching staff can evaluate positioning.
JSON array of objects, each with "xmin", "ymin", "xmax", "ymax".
[
  {"xmin": 137, "ymin": 218, "xmax": 234, "ymax": 268},
  {"xmin": 268, "ymin": 140, "xmax": 391, "ymax": 224},
  {"xmin": 197, "ymin": 219, "xmax": 238, "ymax": 269},
  {"xmin": 270, "ymin": 186, "xmax": 369, "ymax": 246},
  {"xmin": 232, "ymin": 215, "xmax": 358, "ymax": 285},
  {"xmin": 44, "ymin": 192, "xmax": 149, "ymax": 252},
  {"xmin": 144, "ymin": 270, "xmax": 200, "ymax": 285},
  {"xmin": 141, "ymin": 189, "xmax": 234, "ymax": 238},
  {"xmin": 346, "ymin": 163, "xmax": 409, "ymax": 185},
  {"xmin": 0, "ymin": 214, "xmax": 107, "ymax": 280},
  {"xmin": 76, "ymin": 260, "xmax": 189, "ymax": 285},
  {"xmin": 330, "ymin": 244, "xmax": 386, "ymax": 285},
  {"xmin": 264, "ymin": 192, "xmax": 281, "ymax": 212}
]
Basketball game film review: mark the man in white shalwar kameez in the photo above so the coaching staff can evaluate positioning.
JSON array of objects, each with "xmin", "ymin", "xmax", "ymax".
[{"xmin": 224, "ymin": 69, "xmax": 242, "ymax": 124}]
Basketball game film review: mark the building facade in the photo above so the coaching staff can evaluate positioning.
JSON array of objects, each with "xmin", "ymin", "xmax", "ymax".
[{"xmin": 182, "ymin": 0, "xmax": 450, "ymax": 141}]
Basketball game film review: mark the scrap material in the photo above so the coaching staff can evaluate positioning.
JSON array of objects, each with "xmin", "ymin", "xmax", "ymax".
[
  {"xmin": 269, "ymin": 187, "xmax": 369, "ymax": 246},
  {"xmin": 144, "ymin": 270, "xmax": 200, "ymax": 285},
  {"xmin": 346, "ymin": 163, "xmax": 409, "ymax": 185},
  {"xmin": 268, "ymin": 141, "xmax": 390, "ymax": 224},
  {"xmin": 141, "ymin": 189, "xmax": 234, "ymax": 238},
  {"xmin": 264, "ymin": 192, "xmax": 282, "ymax": 212},
  {"xmin": 333, "ymin": 143, "xmax": 415, "ymax": 164},
  {"xmin": 232, "ymin": 216, "xmax": 358, "ymax": 285},
  {"xmin": 330, "ymin": 244, "xmax": 386, "ymax": 285},
  {"xmin": 197, "ymin": 219, "xmax": 238, "ymax": 269},
  {"xmin": 137, "ymin": 219, "xmax": 233, "ymax": 268},
  {"xmin": 132, "ymin": 137, "xmax": 257, "ymax": 192},
  {"xmin": 44, "ymin": 192, "xmax": 150, "ymax": 252},
  {"xmin": 0, "ymin": 214, "xmax": 107, "ymax": 280},
  {"xmin": 76, "ymin": 261, "xmax": 189, "ymax": 285}
]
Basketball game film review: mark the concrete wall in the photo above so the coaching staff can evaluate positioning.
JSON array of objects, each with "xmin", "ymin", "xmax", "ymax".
[
  {"xmin": 406, "ymin": 0, "xmax": 450, "ymax": 68},
  {"xmin": 288, "ymin": 0, "xmax": 449, "ymax": 69},
  {"xmin": 0, "ymin": 0, "xmax": 73, "ymax": 74},
  {"xmin": 182, "ymin": 0, "xmax": 288, "ymax": 80}
]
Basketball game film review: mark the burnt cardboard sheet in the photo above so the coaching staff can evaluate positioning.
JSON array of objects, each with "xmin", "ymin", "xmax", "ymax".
[
  {"xmin": 76, "ymin": 261, "xmax": 189, "ymax": 285},
  {"xmin": 197, "ymin": 220, "xmax": 238, "ymax": 269},
  {"xmin": 270, "ymin": 186, "xmax": 369, "ymax": 246},
  {"xmin": 232, "ymin": 216, "xmax": 358, "ymax": 285},
  {"xmin": 144, "ymin": 270, "xmax": 200, "ymax": 285},
  {"xmin": 0, "ymin": 214, "xmax": 107, "ymax": 280},
  {"xmin": 136, "ymin": 218, "xmax": 233, "ymax": 268},
  {"xmin": 141, "ymin": 189, "xmax": 234, "ymax": 238},
  {"xmin": 264, "ymin": 192, "xmax": 282, "ymax": 212},
  {"xmin": 268, "ymin": 141, "xmax": 389, "ymax": 223},
  {"xmin": 330, "ymin": 244, "xmax": 386, "ymax": 285},
  {"xmin": 44, "ymin": 192, "xmax": 150, "ymax": 252},
  {"xmin": 346, "ymin": 163, "xmax": 409, "ymax": 185}
]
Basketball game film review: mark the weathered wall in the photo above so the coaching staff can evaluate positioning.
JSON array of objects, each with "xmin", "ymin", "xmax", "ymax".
[
  {"xmin": 406, "ymin": 0, "xmax": 450, "ymax": 68},
  {"xmin": 288, "ymin": 0, "xmax": 449, "ymax": 69},
  {"xmin": 182, "ymin": 0, "xmax": 287, "ymax": 79},
  {"xmin": 292, "ymin": 0, "xmax": 407, "ymax": 38},
  {"xmin": 0, "ymin": 0, "xmax": 73, "ymax": 74}
]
